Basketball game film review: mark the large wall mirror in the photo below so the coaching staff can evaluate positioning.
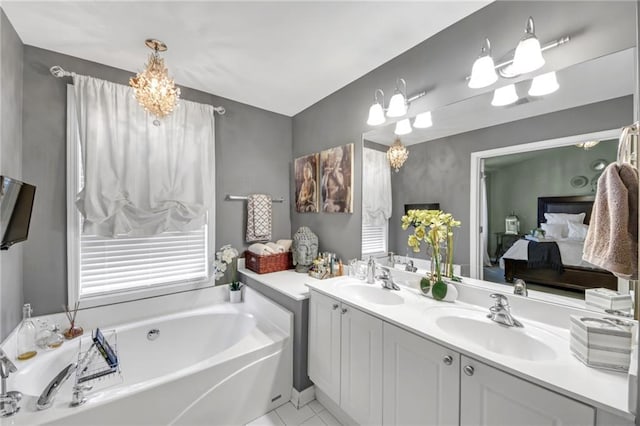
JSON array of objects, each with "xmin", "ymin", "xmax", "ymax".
[{"xmin": 361, "ymin": 31, "xmax": 636, "ymax": 307}]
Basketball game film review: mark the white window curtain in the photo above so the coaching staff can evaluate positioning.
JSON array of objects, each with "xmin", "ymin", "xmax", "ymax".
[
  {"xmin": 362, "ymin": 147, "xmax": 392, "ymax": 226},
  {"xmin": 73, "ymin": 75, "xmax": 215, "ymax": 237},
  {"xmin": 481, "ymin": 170, "xmax": 492, "ymax": 267}
]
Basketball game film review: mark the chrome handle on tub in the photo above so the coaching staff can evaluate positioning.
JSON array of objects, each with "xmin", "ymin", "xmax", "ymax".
[
  {"xmin": 463, "ymin": 365, "xmax": 475, "ymax": 376},
  {"xmin": 332, "ymin": 304, "xmax": 339, "ymax": 310},
  {"xmin": 443, "ymin": 355, "xmax": 453, "ymax": 366},
  {"xmin": 341, "ymin": 308, "xmax": 348, "ymax": 315}
]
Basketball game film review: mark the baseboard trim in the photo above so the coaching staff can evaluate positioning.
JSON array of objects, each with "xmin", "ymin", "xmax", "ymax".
[
  {"xmin": 290, "ymin": 385, "xmax": 315, "ymax": 409},
  {"xmin": 315, "ymin": 387, "xmax": 358, "ymax": 425}
]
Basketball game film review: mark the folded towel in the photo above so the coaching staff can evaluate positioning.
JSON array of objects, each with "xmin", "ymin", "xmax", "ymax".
[
  {"xmin": 248, "ymin": 243, "xmax": 276, "ymax": 256},
  {"xmin": 266, "ymin": 242, "xmax": 285, "ymax": 253},
  {"xmin": 583, "ymin": 163, "xmax": 638, "ymax": 279},
  {"xmin": 276, "ymin": 239, "xmax": 293, "ymax": 252},
  {"xmin": 246, "ymin": 194, "xmax": 272, "ymax": 243},
  {"xmin": 527, "ymin": 241, "xmax": 564, "ymax": 273}
]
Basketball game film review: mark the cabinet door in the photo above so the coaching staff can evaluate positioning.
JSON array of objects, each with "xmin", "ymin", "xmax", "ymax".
[
  {"xmin": 460, "ymin": 356, "xmax": 595, "ymax": 426},
  {"xmin": 308, "ymin": 291, "xmax": 342, "ymax": 403},
  {"xmin": 340, "ymin": 303, "xmax": 383, "ymax": 426},
  {"xmin": 383, "ymin": 323, "xmax": 460, "ymax": 426}
]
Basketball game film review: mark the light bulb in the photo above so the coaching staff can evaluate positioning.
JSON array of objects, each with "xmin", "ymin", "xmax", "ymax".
[
  {"xmin": 394, "ymin": 119, "xmax": 412, "ymax": 135},
  {"xmin": 413, "ymin": 111, "xmax": 433, "ymax": 129},
  {"xmin": 366, "ymin": 102, "xmax": 386, "ymax": 126},
  {"xmin": 528, "ymin": 71, "xmax": 559, "ymax": 97},
  {"xmin": 491, "ymin": 84, "xmax": 518, "ymax": 107}
]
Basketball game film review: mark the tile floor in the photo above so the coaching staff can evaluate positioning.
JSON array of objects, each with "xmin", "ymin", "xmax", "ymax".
[{"xmin": 246, "ymin": 399, "xmax": 342, "ymax": 426}]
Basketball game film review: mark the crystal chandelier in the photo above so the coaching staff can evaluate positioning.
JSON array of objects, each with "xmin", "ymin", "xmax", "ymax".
[
  {"xmin": 387, "ymin": 137, "xmax": 409, "ymax": 172},
  {"xmin": 575, "ymin": 140, "xmax": 600, "ymax": 150},
  {"xmin": 129, "ymin": 39, "xmax": 180, "ymax": 119}
]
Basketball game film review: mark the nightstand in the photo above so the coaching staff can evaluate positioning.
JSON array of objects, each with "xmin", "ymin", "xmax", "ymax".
[{"xmin": 494, "ymin": 232, "xmax": 523, "ymax": 261}]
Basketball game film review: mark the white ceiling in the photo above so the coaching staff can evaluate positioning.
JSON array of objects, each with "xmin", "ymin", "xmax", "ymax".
[
  {"xmin": 1, "ymin": 1, "xmax": 491, "ymax": 116},
  {"xmin": 364, "ymin": 48, "xmax": 636, "ymax": 146}
]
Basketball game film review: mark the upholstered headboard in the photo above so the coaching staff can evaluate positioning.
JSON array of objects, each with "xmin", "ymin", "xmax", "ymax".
[{"xmin": 537, "ymin": 195, "xmax": 596, "ymax": 227}]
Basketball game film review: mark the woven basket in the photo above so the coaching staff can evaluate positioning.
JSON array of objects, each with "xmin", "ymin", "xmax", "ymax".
[{"xmin": 244, "ymin": 250, "xmax": 293, "ymax": 274}]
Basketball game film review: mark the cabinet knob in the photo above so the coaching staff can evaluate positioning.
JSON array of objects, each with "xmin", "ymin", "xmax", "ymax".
[
  {"xmin": 332, "ymin": 304, "xmax": 339, "ymax": 310},
  {"xmin": 442, "ymin": 355, "xmax": 453, "ymax": 365},
  {"xmin": 341, "ymin": 308, "xmax": 348, "ymax": 314},
  {"xmin": 463, "ymin": 365, "xmax": 475, "ymax": 376}
]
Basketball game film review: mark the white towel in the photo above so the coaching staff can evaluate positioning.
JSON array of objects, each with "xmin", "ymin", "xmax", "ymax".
[
  {"xmin": 276, "ymin": 239, "xmax": 293, "ymax": 252},
  {"xmin": 246, "ymin": 194, "xmax": 272, "ymax": 243},
  {"xmin": 248, "ymin": 243, "xmax": 276, "ymax": 256},
  {"xmin": 583, "ymin": 163, "xmax": 638, "ymax": 279},
  {"xmin": 266, "ymin": 242, "xmax": 285, "ymax": 253}
]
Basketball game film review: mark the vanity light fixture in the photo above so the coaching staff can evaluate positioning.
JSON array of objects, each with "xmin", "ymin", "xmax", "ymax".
[
  {"xmin": 468, "ymin": 38, "xmax": 498, "ymax": 89},
  {"xmin": 129, "ymin": 39, "xmax": 181, "ymax": 120},
  {"xmin": 387, "ymin": 137, "xmax": 409, "ymax": 172},
  {"xmin": 413, "ymin": 111, "xmax": 433, "ymax": 129},
  {"xmin": 366, "ymin": 78, "xmax": 426, "ymax": 126},
  {"xmin": 511, "ymin": 17, "xmax": 545, "ymax": 75},
  {"xmin": 394, "ymin": 119, "xmax": 413, "ymax": 136},
  {"xmin": 491, "ymin": 84, "xmax": 518, "ymax": 107},
  {"xmin": 528, "ymin": 71, "xmax": 559, "ymax": 97}
]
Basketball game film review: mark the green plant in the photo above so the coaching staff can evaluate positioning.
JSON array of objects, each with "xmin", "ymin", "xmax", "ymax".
[
  {"xmin": 229, "ymin": 282, "xmax": 243, "ymax": 291},
  {"xmin": 214, "ymin": 244, "xmax": 241, "ymax": 288}
]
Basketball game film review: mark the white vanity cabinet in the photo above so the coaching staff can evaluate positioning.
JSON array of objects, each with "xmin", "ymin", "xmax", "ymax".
[
  {"xmin": 383, "ymin": 323, "xmax": 460, "ymax": 426},
  {"xmin": 308, "ymin": 290, "xmax": 383, "ymax": 425},
  {"xmin": 460, "ymin": 356, "xmax": 595, "ymax": 426}
]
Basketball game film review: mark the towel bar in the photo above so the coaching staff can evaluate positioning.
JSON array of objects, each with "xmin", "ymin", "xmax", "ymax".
[{"xmin": 225, "ymin": 194, "xmax": 285, "ymax": 203}]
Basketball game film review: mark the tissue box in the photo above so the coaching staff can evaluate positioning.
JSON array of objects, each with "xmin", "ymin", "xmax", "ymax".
[
  {"xmin": 570, "ymin": 315, "xmax": 633, "ymax": 371},
  {"xmin": 585, "ymin": 288, "xmax": 633, "ymax": 311}
]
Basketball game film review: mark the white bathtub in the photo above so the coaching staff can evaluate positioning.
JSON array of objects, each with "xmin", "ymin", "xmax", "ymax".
[{"xmin": 3, "ymin": 286, "xmax": 293, "ymax": 425}]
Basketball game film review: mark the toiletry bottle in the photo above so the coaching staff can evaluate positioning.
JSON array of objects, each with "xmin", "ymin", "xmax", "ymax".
[
  {"xmin": 47, "ymin": 324, "xmax": 64, "ymax": 349},
  {"xmin": 17, "ymin": 303, "xmax": 38, "ymax": 360}
]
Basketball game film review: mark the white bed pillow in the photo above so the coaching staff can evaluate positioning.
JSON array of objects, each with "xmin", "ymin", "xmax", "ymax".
[
  {"xmin": 541, "ymin": 223, "xmax": 564, "ymax": 239},
  {"xmin": 567, "ymin": 222, "xmax": 589, "ymax": 240},
  {"xmin": 543, "ymin": 213, "xmax": 586, "ymax": 237}
]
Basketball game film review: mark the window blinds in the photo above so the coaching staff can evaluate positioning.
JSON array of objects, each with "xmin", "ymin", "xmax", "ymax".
[{"xmin": 362, "ymin": 222, "xmax": 388, "ymax": 256}]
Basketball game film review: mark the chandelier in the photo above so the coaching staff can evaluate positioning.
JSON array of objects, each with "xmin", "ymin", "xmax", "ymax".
[
  {"xmin": 575, "ymin": 140, "xmax": 600, "ymax": 150},
  {"xmin": 129, "ymin": 39, "xmax": 181, "ymax": 119},
  {"xmin": 387, "ymin": 137, "xmax": 409, "ymax": 172}
]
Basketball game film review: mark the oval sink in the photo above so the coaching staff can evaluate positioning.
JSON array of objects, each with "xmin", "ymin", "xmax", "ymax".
[
  {"xmin": 340, "ymin": 284, "xmax": 404, "ymax": 306},
  {"xmin": 434, "ymin": 313, "xmax": 559, "ymax": 361}
]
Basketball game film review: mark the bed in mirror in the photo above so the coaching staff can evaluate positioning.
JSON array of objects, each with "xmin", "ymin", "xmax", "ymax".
[{"xmin": 361, "ymin": 45, "xmax": 636, "ymax": 309}]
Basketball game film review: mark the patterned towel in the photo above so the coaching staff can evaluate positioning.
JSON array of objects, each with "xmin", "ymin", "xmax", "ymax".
[{"xmin": 246, "ymin": 194, "xmax": 272, "ymax": 243}]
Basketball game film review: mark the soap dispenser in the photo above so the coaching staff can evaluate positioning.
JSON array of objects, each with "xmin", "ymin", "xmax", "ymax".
[{"xmin": 16, "ymin": 303, "xmax": 37, "ymax": 360}]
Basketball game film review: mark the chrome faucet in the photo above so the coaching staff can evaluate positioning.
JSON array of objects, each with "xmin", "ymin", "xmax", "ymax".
[
  {"xmin": 366, "ymin": 257, "xmax": 376, "ymax": 284},
  {"xmin": 377, "ymin": 266, "xmax": 401, "ymax": 291},
  {"xmin": 487, "ymin": 294, "xmax": 523, "ymax": 328},
  {"xmin": 513, "ymin": 279, "xmax": 528, "ymax": 297},
  {"xmin": 0, "ymin": 349, "xmax": 21, "ymax": 417},
  {"xmin": 37, "ymin": 363, "xmax": 77, "ymax": 410},
  {"xmin": 405, "ymin": 259, "xmax": 417, "ymax": 273}
]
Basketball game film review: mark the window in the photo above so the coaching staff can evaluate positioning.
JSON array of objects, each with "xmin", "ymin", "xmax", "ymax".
[
  {"xmin": 66, "ymin": 86, "xmax": 211, "ymax": 306},
  {"xmin": 361, "ymin": 221, "xmax": 388, "ymax": 256}
]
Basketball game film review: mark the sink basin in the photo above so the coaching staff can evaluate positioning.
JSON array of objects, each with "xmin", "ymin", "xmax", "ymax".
[
  {"xmin": 432, "ymin": 311, "xmax": 559, "ymax": 361},
  {"xmin": 340, "ymin": 284, "xmax": 404, "ymax": 306}
]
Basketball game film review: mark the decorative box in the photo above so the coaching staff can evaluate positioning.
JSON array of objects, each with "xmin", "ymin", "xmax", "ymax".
[
  {"xmin": 569, "ymin": 315, "xmax": 634, "ymax": 371},
  {"xmin": 585, "ymin": 288, "xmax": 633, "ymax": 311},
  {"xmin": 244, "ymin": 250, "xmax": 292, "ymax": 274}
]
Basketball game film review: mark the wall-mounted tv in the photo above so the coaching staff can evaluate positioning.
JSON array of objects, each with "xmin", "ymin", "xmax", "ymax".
[{"xmin": 1, "ymin": 176, "xmax": 36, "ymax": 250}]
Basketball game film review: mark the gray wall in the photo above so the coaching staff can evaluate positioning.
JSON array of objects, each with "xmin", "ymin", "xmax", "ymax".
[
  {"xmin": 0, "ymin": 9, "xmax": 24, "ymax": 341},
  {"xmin": 21, "ymin": 46, "xmax": 292, "ymax": 316},
  {"xmin": 388, "ymin": 97, "xmax": 632, "ymax": 274},
  {"xmin": 291, "ymin": 1, "xmax": 637, "ymax": 263},
  {"xmin": 486, "ymin": 139, "xmax": 617, "ymax": 256}
]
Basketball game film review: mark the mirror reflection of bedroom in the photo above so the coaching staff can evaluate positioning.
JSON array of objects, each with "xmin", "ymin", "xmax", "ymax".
[{"xmin": 482, "ymin": 138, "xmax": 618, "ymax": 299}]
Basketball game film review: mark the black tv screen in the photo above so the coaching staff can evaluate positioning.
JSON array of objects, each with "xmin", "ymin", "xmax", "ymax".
[{"xmin": 1, "ymin": 176, "xmax": 36, "ymax": 250}]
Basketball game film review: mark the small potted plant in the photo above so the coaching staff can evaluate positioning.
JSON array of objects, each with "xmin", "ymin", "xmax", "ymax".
[{"xmin": 214, "ymin": 244, "xmax": 243, "ymax": 303}]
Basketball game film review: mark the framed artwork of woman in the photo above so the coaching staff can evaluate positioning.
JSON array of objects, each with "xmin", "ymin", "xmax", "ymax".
[
  {"xmin": 320, "ymin": 144, "xmax": 353, "ymax": 213},
  {"xmin": 294, "ymin": 153, "xmax": 319, "ymax": 213}
]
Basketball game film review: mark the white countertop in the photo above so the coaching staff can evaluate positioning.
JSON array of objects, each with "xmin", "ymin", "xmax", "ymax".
[
  {"xmin": 306, "ymin": 276, "xmax": 635, "ymax": 420},
  {"xmin": 238, "ymin": 260, "xmax": 324, "ymax": 301}
]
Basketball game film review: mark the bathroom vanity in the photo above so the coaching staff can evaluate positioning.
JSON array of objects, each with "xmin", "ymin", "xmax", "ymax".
[{"xmin": 307, "ymin": 275, "xmax": 635, "ymax": 426}]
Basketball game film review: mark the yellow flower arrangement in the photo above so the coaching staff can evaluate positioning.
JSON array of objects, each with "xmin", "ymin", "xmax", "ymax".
[{"xmin": 401, "ymin": 209, "xmax": 461, "ymax": 299}]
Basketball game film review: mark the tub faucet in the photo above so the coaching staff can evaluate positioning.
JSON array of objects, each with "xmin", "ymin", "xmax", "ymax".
[
  {"xmin": 487, "ymin": 294, "xmax": 523, "ymax": 328},
  {"xmin": 37, "ymin": 363, "xmax": 77, "ymax": 410},
  {"xmin": 0, "ymin": 349, "xmax": 21, "ymax": 417},
  {"xmin": 405, "ymin": 259, "xmax": 417, "ymax": 273},
  {"xmin": 366, "ymin": 257, "xmax": 376, "ymax": 284},
  {"xmin": 377, "ymin": 266, "xmax": 400, "ymax": 291}
]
